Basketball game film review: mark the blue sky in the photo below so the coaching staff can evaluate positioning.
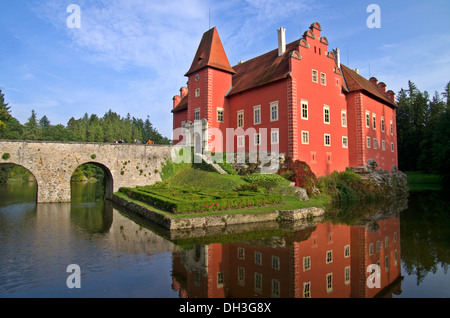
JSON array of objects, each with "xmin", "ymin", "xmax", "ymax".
[{"xmin": 0, "ymin": 0, "xmax": 449, "ymax": 139}]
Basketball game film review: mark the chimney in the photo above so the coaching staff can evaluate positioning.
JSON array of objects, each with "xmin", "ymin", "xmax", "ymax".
[
  {"xmin": 277, "ymin": 27, "xmax": 286, "ymax": 57},
  {"xmin": 173, "ymin": 95, "xmax": 181, "ymax": 108},
  {"xmin": 336, "ymin": 48, "xmax": 341, "ymax": 68},
  {"xmin": 355, "ymin": 68, "xmax": 359, "ymax": 74},
  {"xmin": 369, "ymin": 77, "xmax": 378, "ymax": 86},
  {"xmin": 377, "ymin": 82, "xmax": 386, "ymax": 93},
  {"xmin": 386, "ymin": 90, "xmax": 395, "ymax": 103},
  {"xmin": 180, "ymin": 87, "xmax": 188, "ymax": 98}
]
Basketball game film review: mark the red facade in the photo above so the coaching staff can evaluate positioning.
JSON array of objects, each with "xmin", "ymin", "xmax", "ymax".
[{"xmin": 172, "ymin": 22, "xmax": 398, "ymax": 176}]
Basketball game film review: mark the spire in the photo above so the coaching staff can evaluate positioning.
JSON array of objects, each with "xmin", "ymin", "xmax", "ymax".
[{"xmin": 185, "ymin": 27, "xmax": 236, "ymax": 77}]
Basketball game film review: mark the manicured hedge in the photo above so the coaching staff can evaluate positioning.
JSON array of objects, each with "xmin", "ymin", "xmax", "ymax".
[{"xmin": 119, "ymin": 185, "xmax": 282, "ymax": 214}]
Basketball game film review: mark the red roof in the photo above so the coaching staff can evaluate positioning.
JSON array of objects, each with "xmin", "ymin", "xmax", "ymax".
[
  {"xmin": 171, "ymin": 94, "xmax": 188, "ymax": 113},
  {"xmin": 341, "ymin": 64, "xmax": 396, "ymax": 108},
  {"xmin": 185, "ymin": 27, "xmax": 235, "ymax": 77},
  {"xmin": 228, "ymin": 40, "xmax": 299, "ymax": 96}
]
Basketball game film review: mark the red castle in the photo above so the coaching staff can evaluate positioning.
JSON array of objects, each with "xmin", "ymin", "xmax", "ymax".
[{"xmin": 172, "ymin": 22, "xmax": 398, "ymax": 177}]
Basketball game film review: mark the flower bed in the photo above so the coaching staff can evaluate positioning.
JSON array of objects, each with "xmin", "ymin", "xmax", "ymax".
[{"xmin": 119, "ymin": 185, "xmax": 283, "ymax": 214}]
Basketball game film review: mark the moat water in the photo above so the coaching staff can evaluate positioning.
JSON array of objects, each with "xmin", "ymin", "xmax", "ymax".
[{"xmin": 0, "ymin": 182, "xmax": 449, "ymax": 298}]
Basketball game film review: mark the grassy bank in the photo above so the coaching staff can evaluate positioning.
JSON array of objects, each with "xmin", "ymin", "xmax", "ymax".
[{"xmin": 405, "ymin": 171, "xmax": 443, "ymax": 192}]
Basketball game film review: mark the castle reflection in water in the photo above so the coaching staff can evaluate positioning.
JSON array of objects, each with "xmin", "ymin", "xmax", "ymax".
[{"xmin": 170, "ymin": 215, "xmax": 402, "ymax": 298}]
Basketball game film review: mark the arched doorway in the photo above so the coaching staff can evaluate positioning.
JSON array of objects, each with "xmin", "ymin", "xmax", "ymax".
[{"xmin": 0, "ymin": 163, "xmax": 38, "ymax": 204}]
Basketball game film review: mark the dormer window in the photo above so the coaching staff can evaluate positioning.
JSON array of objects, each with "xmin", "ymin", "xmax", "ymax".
[{"xmin": 195, "ymin": 74, "xmax": 200, "ymax": 81}]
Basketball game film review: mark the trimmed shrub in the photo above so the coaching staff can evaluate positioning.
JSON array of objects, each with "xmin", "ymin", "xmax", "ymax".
[
  {"xmin": 278, "ymin": 159, "xmax": 317, "ymax": 195},
  {"xmin": 2, "ymin": 153, "xmax": 10, "ymax": 160}
]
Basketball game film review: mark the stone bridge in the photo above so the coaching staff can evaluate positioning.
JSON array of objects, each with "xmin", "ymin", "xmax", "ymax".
[{"xmin": 0, "ymin": 140, "xmax": 173, "ymax": 203}]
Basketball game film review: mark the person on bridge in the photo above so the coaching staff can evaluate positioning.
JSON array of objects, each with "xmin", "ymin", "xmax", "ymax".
[{"xmin": 147, "ymin": 140, "xmax": 153, "ymax": 145}]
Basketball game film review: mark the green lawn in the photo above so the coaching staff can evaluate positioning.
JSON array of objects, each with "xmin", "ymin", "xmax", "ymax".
[{"xmin": 405, "ymin": 171, "xmax": 443, "ymax": 191}]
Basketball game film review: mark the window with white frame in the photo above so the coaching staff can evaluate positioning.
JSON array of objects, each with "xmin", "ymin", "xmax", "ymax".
[
  {"xmin": 342, "ymin": 136, "xmax": 348, "ymax": 148},
  {"xmin": 303, "ymin": 282, "xmax": 311, "ymax": 298},
  {"xmin": 254, "ymin": 272, "xmax": 262, "ymax": 293},
  {"xmin": 255, "ymin": 251, "xmax": 262, "ymax": 265},
  {"xmin": 391, "ymin": 142, "xmax": 394, "ymax": 152},
  {"xmin": 253, "ymin": 105, "xmax": 261, "ymax": 125},
  {"xmin": 366, "ymin": 111, "xmax": 370, "ymax": 128},
  {"xmin": 272, "ymin": 256, "xmax": 280, "ymax": 270},
  {"xmin": 217, "ymin": 108, "xmax": 224, "ymax": 123},
  {"xmin": 324, "ymin": 134, "xmax": 331, "ymax": 146},
  {"xmin": 195, "ymin": 88, "xmax": 200, "ymax": 97},
  {"xmin": 344, "ymin": 266, "xmax": 351, "ymax": 285},
  {"xmin": 237, "ymin": 267, "xmax": 245, "ymax": 285},
  {"xmin": 271, "ymin": 130, "xmax": 279, "ymax": 144},
  {"xmin": 323, "ymin": 105, "xmax": 330, "ymax": 124},
  {"xmin": 381, "ymin": 117, "xmax": 385, "ymax": 132},
  {"xmin": 385, "ymin": 236, "xmax": 389, "ymax": 248},
  {"xmin": 341, "ymin": 110, "xmax": 347, "ymax": 127},
  {"xmin": 237, "ymin": 136, "xmax": 245, "ymax": 148},
  {"xmin": 194, "ymin": 108, "xmax": 200, "ymax": 121},
  {"xmin": 374, "ymin": 138, "xmax": 378, "ymax": 149},
  {"xmin": 254, "ymin": 133, "xmax": 260, "ymax": 146},
  {"xmin": 301, "ymin": 100, "xmax": 308, "ymax": 119},
  {"xmin": 217, "ymin": 272, "xmax": 224, "ymax": 287},
  {"xmin": 344, "ymin": 245, "xmax": 350, "ymax": 258},
  {"xmin": 312, "ymin": 69, "xmax": 318, "ymax": 83},
  {"xmin": 303, "ymin": 256, "xmax": 311, "ymax": 271},
  {"xmin": 382, "ymin": 140, "xmax": 386, "ymax": 151},
  {"xmin": 237, "ymin": 247, "xmax": 245, "ymax": 260},
  {"xmin": 369, "ymin": 243, "xmax": 374, "ymax": 255},
  {"xmin": 326, "ymin": 250, "xmax": 333, "ymax": 263},
  {"xmin": 367, "ymin": 136, "xmax": 371, "ymax": 148},
  {"xmin": 270, "ymin": 101, "xmax": 279, "ymax": 122},
  {"xmin": 237, "ymin": 110, "xmax": 244, "ymax": 128},
  {"xmin": 385, "ymin": 255, "xmax": 389, "ymax": 272},
  {"xmin": 302, "ymin": 131, "xmax": 309, "ymax": 144},
  {"xmin": 372, "ymin": 113, "xmax": 377, "ymax": 130},
  {"xmin": 326, "ymin": 273, "xmax": 333, "ymax": 294},
  {"xmin": 320, "ymin": 72, "xmax": 327, "ymax": 85},
  {"xmin": 271, "ymin": 279, "xmax": 280, "ymax": 297},
  {"xmin": 390, "ymin": 120, "xmax": 394, "ymax": 135}
]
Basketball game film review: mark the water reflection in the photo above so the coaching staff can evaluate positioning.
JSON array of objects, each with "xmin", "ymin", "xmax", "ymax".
[{"xmin": 170, "ymin": 214, "xmax": 402, "ymax": 298}]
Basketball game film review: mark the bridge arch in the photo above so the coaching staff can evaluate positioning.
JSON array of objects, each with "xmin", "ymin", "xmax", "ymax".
[
  {"xmin": 70, "ymin": 161, "xmax": 114, "ymax": 200},
  {"xmin": 0, "ymin": 162, "xmax": 38, "ymax": 201}
]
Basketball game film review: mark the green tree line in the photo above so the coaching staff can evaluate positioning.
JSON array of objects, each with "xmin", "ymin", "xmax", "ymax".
[{"xmin": 396, "ymin": 81, "xmax": 450, "ymax": 180}]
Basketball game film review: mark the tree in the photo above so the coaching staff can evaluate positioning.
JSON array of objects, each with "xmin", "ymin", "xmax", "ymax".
[
  {"xmin": 442, "ymin": 81, "xmax": 450, "ymax": 107},
  {"xmin": 22, "ymin": 110, "xmax": 40, "ymax": 140},
  {"xmin": 0, "ymin": 89, "xmax": 11, "ymax": 131}
]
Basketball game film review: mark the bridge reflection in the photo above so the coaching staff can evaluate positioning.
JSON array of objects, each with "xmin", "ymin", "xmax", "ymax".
[{"xmin": 170, "ymin": 215, "xmax": 402, "ymax": 298}]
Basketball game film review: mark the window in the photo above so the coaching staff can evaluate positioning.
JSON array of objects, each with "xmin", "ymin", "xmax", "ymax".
[
  {"xmin": 395, "ymin": 250, "xmax": 398, "ymax": 266},
  {"xmin": 385, "ymin": 255, "xmax": 390, "ymax": 272},
  {"xmin": 385, "ymin": 236, "xmax": 389, "ymax": 248},
  {"xmin": 344, "ymin": 245, "xmax": 350, "ymax": 258},
  {"xmin": 342, "ymin": 136, "xmax": 348, "ymax": 148},
  {"xmin": 326, "ymin": 250, "xmax": 333, "ymax": 263},
  {"xmin": 390, "ymin": 120, "xmax": 394, "ymax": 135},
  {"xmin": 303, "ymin": 282, "xmax": 311, "ymax": 298},
  {"xmin": 369, "ymin": 243, "xmax": 374, "ymax": 256},
  {"xmin": 253, "ymin": 106, "xmax": 261, "ymax": 125},
  {"xmin": 302, "ymin": 131, "xmax": 309, "ymax": 144},
  {"xmin": 312, "ymin": 69, "xmax": 318, "ymax": 83},
  {"xmin": 270, "ymin": 101, "xmax": 278, "ymax": 122},
  {"xmin": 367, "ymin": 136, "xmax": 371, "ymax": 148},
  {"xmin": 394, "ymin": 232, "xmax": 397, "ymax": 242},
  {"xmin": 382, "ymin": 140, "xmax": 386, "ymax": 151},
  {"xmin": 271, "ymin": 279, "xmax": 280, "ymax": 297},
  {"xmin": 217, "ymin": 108, "xmax": 224, "ymax": 122},
  {"xmin": 373, "ymin": 138, "xmax": 378, "ymax": 149},
  {"xmin": 254, "ymin": 133, "xmax": 260, "ymax": 146},
  {"xmin": 195, "ymin": 74, "xmax": 200, "ymax": 81},
  {"xmin": 341, "ymin": 110, "xmax": 347, "ymax": 127},
  {"xmin": 255, "ymin": 251, "xmax": 262, "ymax": 265},
  {"xmin": 195, "ymin": 88, "xmax": 200, "ymax": 97},
  {"xmin": 344, "ymin": 266, "xmax": 351, "ymax": 285},
  {"xmin": 181, "ymin": 121, "xmax": 186, "ymax": 128},
  {"xmin": 320, "ymin": 72, "xmax": 326, "ymax": 85},
  {"xmin": 391, "ymin": 142, "xmax": 394, "ymax": 152},
  {"xmin": 376, "ymin": 240, "xmax": 381, "ymax": 252},
  {"xmin": 323, "ymin": 105, "xmax": 330, "ymax": 124},
  {"xmin": 301, "ymin": 100, "xmax": 308, "ymax": 119},
  {"xmin": 326, "ymin": 273, "xmax": 333, "ymax": 294},
  {"xmin": 303, "ymin": 256, "xmax": 311, "ymax": 271},
  {"xmin": 194, "ymin": 108, "xmax": 200, "ymax": 121},
  {"xmin": 272, "ymin": 255, "xmax": 280, "ymax": 270},
  {"xmin": 366, "ymin": 111, "xmax": 370, "ymax": 128},
  {"xmin": 254, "ymin": 272, "xmax": 262, "ymax": 293},
  {"xmin": 372, "ymin": 113, "xmax": 377, "ymax": 130},
  {"xmin": 237, "ymin": 136, "xmax": 245, "ymax": 148},
  {"xmin": 217, "ymin": 272, "xmax": 224, "ymax": 287},
  {"xmin": 237, "ymin": 110, "xmax": 244, "ymax": 128},
  {"xmin": 237, "ymin": 247, "xmax": 245, "ymax": 260},
  {"xmin": 194, "ymin": 271, "xmax": 201, "ymax": 286},
  {"xmin": 324, "ymin": 134, "xmax": 331, "ymax": 146},
  {"xmin": 381, "ymin": 117, "xmax": 385, "ymax": 132},
  {"xmin": 237, "ymin": 267, "xmax": 245, "ymax": 286},
  {"xmin": 271, "ymin": 130, "xmax": 279, "ymax": 145}
]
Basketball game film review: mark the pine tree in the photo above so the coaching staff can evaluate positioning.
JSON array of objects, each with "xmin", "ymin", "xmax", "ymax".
[
  {"xmin": 22, "ymin": 110, "xmax": 40, "ymax": 140},
  {"xmin": 0, "ymin": 89, "xmax": 11, "ymax": 131}
]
